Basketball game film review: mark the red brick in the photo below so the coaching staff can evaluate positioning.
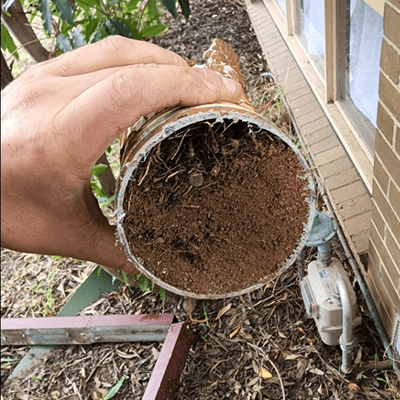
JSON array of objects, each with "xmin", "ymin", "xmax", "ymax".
[
  {"xmin": 373, "ymin": 156, "xmax": 390, "ymax": 194},
  {"xmin": 385, "ymin": 228, "xmax": 400, "ymax": 273},
  {"xmin": 377, "ymin": 102, "xmax": 395, "ymax": 144},
  {"xmin": 375, "ymin": 129, "xmax": 400, "ymax": 187},
  {"xmin": 379, "ymin": 73, "xmax": 400, "ymax": 124},
  {"xmin": 380, "ymin": 39, "xmax": 400, "ymax": 86},
  {"xmin": 365, "ymin": 260, "xmax": 396, "ymax": 332},
  {"xmin": 372, "ymin": 180, "xmax": 400, "ymax": 240},
  {"xmin": 388, "ymin": 181, "xmax": 400, "ymax": 218},
  {"xmin": 384, "ymin": 4, "xmax": 400, "ymax": 48},
  {"xmin": 371, "ymin": 204, "xmax": 386, "ymax": 238},
  {"xmin": 371, "ymin": 225, "xmax": 400, "ymax": 302}
]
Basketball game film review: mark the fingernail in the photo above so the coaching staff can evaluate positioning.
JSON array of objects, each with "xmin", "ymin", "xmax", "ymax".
[{"xmin": 222, "ymin": 77, "xmax": 238, "ymax": 93}]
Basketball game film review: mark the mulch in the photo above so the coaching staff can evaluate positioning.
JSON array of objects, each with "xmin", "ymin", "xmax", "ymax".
[{"xmin": 1, "ymin": 0, "xmax": 398, "ymax": 399}]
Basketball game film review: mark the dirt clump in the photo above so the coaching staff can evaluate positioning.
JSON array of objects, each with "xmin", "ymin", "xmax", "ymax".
[{"xmin": 122, "ymin": 120, "xmax": 310, "ymax": 295}]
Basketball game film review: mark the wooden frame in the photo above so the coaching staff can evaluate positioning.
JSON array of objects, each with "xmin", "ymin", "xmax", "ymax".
[{"xmin": 2, "ymin": 268, "xmax": 193, "ymax": 400}]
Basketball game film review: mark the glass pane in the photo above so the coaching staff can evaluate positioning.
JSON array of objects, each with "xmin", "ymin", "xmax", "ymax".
[
  {"xmin": 347, "ymin": 0, "xmax": 383, "ymax": 128},
  {"xmin": 276, "ymin": 0, "xmax": 286, "ymax": 15},
  {"xmin": 297, "ymin": 0, "xmax": 325, "ymax": 78}
]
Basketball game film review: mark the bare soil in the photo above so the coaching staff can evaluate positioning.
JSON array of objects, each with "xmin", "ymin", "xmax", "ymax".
[{"xmin": 123, "ymin": 120, "xmax": 309, "ymax": 295}]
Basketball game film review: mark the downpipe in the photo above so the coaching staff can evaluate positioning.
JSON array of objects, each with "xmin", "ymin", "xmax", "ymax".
[{"xmin": 261, "ymin": 72, "xmax": 395, "ymax": 366}]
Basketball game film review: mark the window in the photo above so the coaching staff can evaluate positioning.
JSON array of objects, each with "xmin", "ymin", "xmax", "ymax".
[
  {"xmin": 273, "ymin": 0, "xmax": 384, "ymax": 156},
  {"xmin": 297, "ymin": 0, "xmax": 325, "ymax": 78},
  {"xmin": 339, "ymin": 0, "xmax": 383, "ymax": 154}
]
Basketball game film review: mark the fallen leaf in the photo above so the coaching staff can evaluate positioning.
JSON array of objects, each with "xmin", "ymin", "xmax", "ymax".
[
  {"xmin": 317, "ymin": 384, "xmax": 323, "ymax": 395},
  {"xmin": 285, "ymin": 354, "xmax": 299, "ymax": 360},
  {"xmin": 229, "ymin": 326, "xmax": 240, "ymax": 339},
  {"xmin": 248, "ymin": 376, "xmax": 259, "ymax": 387},
  {"xmin": 216, "ymin": 303, "xmax": 232, "ymax": 320},
  {"xmin": 297, "ymin": 327, "xmax": 305, "ymax": 335},
  {"xmin": 252, "ymin": 360, "xmax": 260, "ymax": 375},
  {"xmin": 347, "ymin": 383, "xmax": 363, "ymax": 392},
  {"xmin": 260, "ymin": 368, "xmax": 272, "ymax": 379},
  {"xmin": 309, "ymin": 368, "xmax": 324, "ymax": 376},
  {"xmin": 278, "ymin": 331, "xmax": 287, "ymax": 338}
]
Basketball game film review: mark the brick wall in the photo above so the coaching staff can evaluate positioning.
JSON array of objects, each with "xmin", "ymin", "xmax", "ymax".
[{"xmin": 368, "ymin": 0, "xmax": 400, "ymax": 336}]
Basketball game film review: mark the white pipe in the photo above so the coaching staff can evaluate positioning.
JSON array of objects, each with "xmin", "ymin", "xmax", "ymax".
[{"xmin": 335, "ymin": 279, "xmax": 354, "ymax": 373}]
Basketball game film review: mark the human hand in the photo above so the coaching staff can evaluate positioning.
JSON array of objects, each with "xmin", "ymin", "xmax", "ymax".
[{"xmin": 1, "ymin": 36, "xmax": 244, "ymax": 275}]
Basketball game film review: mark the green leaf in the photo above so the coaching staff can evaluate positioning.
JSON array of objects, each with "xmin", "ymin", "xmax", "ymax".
[
  {"xmin": 105, "ymin": 17, "xmax": 132, "ymax": 38},
  {"xmin": 72, "ymin": 27, "xmax": 86, "ymax": 47},
  {"xmin": 178, "ymin": 0, "xmax": 190, "ymax": 19},
  {"xmin": 38, "ymin": 0, "xmax": 53, "ymax": 36},
  {"xmin": 103, "ymin": 376, "xmax": 126, "ymax": 400},
  {"xmin": 90, "ymin": 181, "xmax": 105, "ymax": 198},
  {"xmin": 56, "ymin": 33, "xmax": 73, "ymax": 52},
  {"xmin": 125, "ymin": 0, "xmax": 140, "ymax": 12},
  {"xmin": 51, "ymin": 0, "xmax": 74, "ymax": 25},
  {"xmin": 119, "ymin": 18, "xmax": 142, "ymax": 40},
  {"xmin": 92, "ymin": 163, "xmax": 108, "ymax": 177},
  {"xmin": 161, "ymin": 0, "xmax": 177, "ymax": 18},
  {"xmin": 76, "ymin": 0, "xmax": 100, "ymax": 7},
  {"xmin": 81, "ymin": 17, "xmax": 98, "ymax": 41},
  {"xmin": 106, "ymin": 0, "xmax": 120, "ymax": 5},
  {"xmin": 1, "ymin": 23, "xmax": 19, "ymax": 60},
  {"xmin": 139, "ymin": 275, "xmax": 149, "ymax": 291},
  {"xmin": 159, "ymin": 287, "xmax": 166, "ymax": 300},
  {"xmin": 145, "ymin": 0, "xmax": 158, "ymax": 19},
  {"xmin": 141, "ymin": 23, "xmax": 166, "ymax": 38},
  {"xmin": 89, "ymin": 22, "xmax": 104, "ymax": 43}
]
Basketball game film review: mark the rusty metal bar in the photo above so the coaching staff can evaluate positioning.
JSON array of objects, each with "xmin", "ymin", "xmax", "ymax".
[
  {"xmin": 1, "ymin": 314, "xmax": 174, "ymax": 346},
  {"xmin": 143, "ymin": 322, "xmax": 193, "ymax": 400}
]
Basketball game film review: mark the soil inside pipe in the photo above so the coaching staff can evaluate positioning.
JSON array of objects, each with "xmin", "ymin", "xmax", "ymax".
[{"xmin": 122, "ymin": 120, "xmax": 310, "ymax": 295}]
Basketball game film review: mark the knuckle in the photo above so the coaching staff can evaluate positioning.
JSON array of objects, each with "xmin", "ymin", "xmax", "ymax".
[
  {"xmin": 98, "ymin": 35, "xmax": 130, "ymax": 56},
  {"xmin": 108, "ymin": 69, "xmax": 142, "ymax": 109}
]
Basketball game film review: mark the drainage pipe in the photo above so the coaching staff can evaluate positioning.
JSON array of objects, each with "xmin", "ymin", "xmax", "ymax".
[
  {"xmin": 334, "ymin": 279, "xmax": 355, "ymax": 373},
  {"xmin": 261, "ymin": 72, "xmax": 394, "ymax": 363}
]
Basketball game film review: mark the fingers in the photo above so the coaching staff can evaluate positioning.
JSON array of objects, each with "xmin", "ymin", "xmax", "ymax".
[
  {"xmin": 54, "ymin": 65, "xmax": 244, "ymax": 170},
  {"xmin": 43, "ymin": 36, "xmax": 188, "ymax": 77}
]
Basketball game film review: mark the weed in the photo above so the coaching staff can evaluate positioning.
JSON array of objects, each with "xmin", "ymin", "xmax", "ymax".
[
  {"xmin": 199, "ymin": 303, "xmax": 212, "ymax": 330},
  {"xmin": 102, "ymin": 376, "xmax": 125, "ymax": 400},
  {"xmin": 29, "ymin": 266, "xmax": 57, "ymax": 316},
  {"xmin": 1, "ymin": 358, "xmax": 21, "ymax": 369}
]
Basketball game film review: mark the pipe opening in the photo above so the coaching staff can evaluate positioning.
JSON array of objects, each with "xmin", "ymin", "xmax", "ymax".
[{"xmin": 116, "ymin": 108, "xmax": 316, "ymax": 298}]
